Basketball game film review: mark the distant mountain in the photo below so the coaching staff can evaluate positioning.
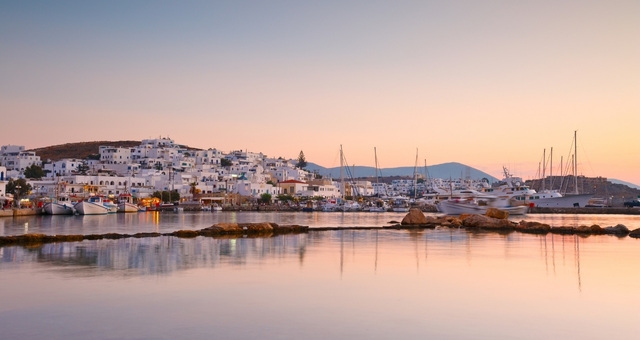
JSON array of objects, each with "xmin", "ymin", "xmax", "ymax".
[
  {"xmin": 610, "ymin": 179, "xmax": 640, "ymax": 190},
  {"xmin": 305, "ymin": 162, "xmax": 499, "ymax": 182}
]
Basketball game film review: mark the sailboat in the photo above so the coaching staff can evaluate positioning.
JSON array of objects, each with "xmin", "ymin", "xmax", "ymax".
[
  {"xmin": 368, "ymin": 147, "xmax": 389, "ymax": 212},
  {"xmin": 522, "ymin": 131, "xmax": 593, "ymax": 208}
]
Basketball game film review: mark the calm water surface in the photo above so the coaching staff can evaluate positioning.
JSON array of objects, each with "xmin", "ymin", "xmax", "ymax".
[
  {"xmin": 1, "ymin": 211, "xmax": 639, "ymax": 236},
  {"xmin": 1, "ymin": 212, "xmax": 639, "ymax": 339}
]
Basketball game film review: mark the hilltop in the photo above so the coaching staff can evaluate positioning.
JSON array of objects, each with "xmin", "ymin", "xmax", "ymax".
[
  {"xmin": 29, "ymin": 141, "xmax": 141, "ymax": 161},
  {"xmin": 28, "ymin": 141, "xmax": 200, "ymax": 161}
]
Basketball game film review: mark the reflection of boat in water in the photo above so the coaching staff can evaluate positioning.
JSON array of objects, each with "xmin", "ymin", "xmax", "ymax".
[
  {"xmin": 437, "ymin": 196, "xmax": 528, "ymax": 215},
  {"xmin": 75, "ymin": 196, "xmax": 110, "ymax": 215},
  {"xmin": 43, "ymin": 196, "xmax": 75, "ymax": 215}
]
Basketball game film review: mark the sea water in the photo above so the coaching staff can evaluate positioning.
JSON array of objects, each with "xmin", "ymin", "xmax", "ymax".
[{"xmin": 0, "ymin": 212, "xmax": 638, "ymax": 339}]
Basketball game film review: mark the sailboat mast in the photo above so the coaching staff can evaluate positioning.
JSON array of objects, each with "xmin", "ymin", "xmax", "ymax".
[
  {"xmin": 340, "ymin": 145, "xmax": 344, "ymax": 199},
  {"xmin": 413, "ymin": 148, "xmax": 418, "ymax": 198},
  {"xmin": 550, "ymin": 147, "xmax": 553, "ymax": 184},
  {"xmin": 574, "ymin": 130, "xmax": 578, "ymax": 194},
  {"xmin": 374, "ymin": 147, "xmax": 379, "ymax": 187},
  {"xmin": 542, "ymin": 148, "xmax": 546, "ymax": 191}
]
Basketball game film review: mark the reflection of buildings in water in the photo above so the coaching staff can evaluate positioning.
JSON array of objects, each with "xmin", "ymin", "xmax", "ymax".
[{"xmin": 0, "ymin": 234, "xmax": 309, "ymax": 276}]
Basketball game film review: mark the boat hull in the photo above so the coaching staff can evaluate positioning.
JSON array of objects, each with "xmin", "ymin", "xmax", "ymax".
[
  {"xmin": 438, "ymin": 201, "xmax": 528, "ymax": 215},
  {"xmin": 117, "ymin": 202, "xmax": 139, "ymax": 213},
  {"xmin": 43, "ymin": 202, "xmax": 75, "ymax": 215},
  {"xmin": 75, "ymin": 201, "xmax": 109, "ymax": 215},
  {"xmin": 529, "ymin": 194, "xmax": 593, "ymax": 208}
]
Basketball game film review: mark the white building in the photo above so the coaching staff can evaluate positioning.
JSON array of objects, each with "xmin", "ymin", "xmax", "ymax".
[
  {"xmin": 0, "ymin": 145, "xmax": 41, "ymax": 172},
  {"xmin": 100, "ymin": 146, "xmax": 133, "ymax": 164},
  {"xmin": 233, "ymin": 180, "xmax": 281, "ymax": 198},
  {"xmin": 303, "ymin": 179, "xmax": 340, "ymax": 198},
  {"xmin": 44, "ymin": 159, "xmax": 85, "ymax": 177}
]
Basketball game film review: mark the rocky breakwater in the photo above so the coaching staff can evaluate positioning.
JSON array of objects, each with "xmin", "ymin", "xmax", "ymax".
[
  {"xmin": 0, "ymin": 223, "xmax": 309, "ymax": 247},
  {"xmin": 389, "ymin": 208, "xmax": 640, "ymax": 238}
]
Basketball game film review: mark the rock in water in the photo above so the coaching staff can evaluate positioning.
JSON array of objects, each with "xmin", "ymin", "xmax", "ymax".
[
  {"xmin": 485, "ymin": 207, "xmax": 509, "ymax": 219},
  {"xmin": 401, "ymin": 208, "xmax": 427, "ymax": 225},
  {"xmin": 462, "ymin": 214, "xmax": 514, "ymax": 230},
  {"xmin": 604, "ymin": 224, "xmax": 629, "ymax": 235}
]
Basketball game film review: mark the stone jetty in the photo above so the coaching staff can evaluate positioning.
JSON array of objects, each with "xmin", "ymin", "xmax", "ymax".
[
  {"xmin": 385, "ymin": 208, "xmax": 640, "ymax": 238},
  {"xmin": 1, "ymin": 209, "xmax": 639, "ymax": 248},
  {"xmin": 0, "ymin": 223, "xmax": 308, "ymax": 247}
]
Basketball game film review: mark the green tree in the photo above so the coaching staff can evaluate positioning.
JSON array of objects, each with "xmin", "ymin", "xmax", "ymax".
[
  {"xmin": 152, "ymin": 191, "xmax": 162, "ymax": 200},
  {"xmin": 296, "ymin": 150, "xmax": 307, "ymax": 169},
  {"xmin": 6, "ymin": 178, "xmax": 31, "ymax": 206},
  {"xmin": 155, "ymin": 162, "xmax": 163, "ymax": 171},
  {"xmin": 277, "ymin": 194, "xmax": 294, "ymax": 202},
  {"xmin": 76, "ymin": 161, "xmax": 90, "ymax": 175},
  {"xmin": 260, "ymin": 193, "xmax": 272, "ymax": 204},
  {"xmin": 161, "ymin": 191, "xmax": 171, "ymax": 203},
  {"xmin": 220, "ymin": 158, "xmax": 232, "ymax": 167},
  {"xmin": 24, "ymin": 164, "xmax": 45, "ymax": 179},
  {"xmin": 170, "ymin": 189, "xmax": 180, "ymax": 202}
]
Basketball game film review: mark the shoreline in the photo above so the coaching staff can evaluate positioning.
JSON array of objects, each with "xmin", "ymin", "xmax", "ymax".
[
  {"xmin": 3, "ymin": 205, "xmax": 640, "ymax": 218},
  {"xmin": 1, "ymin": 212, "xmax": 639, "ymax": 248}
]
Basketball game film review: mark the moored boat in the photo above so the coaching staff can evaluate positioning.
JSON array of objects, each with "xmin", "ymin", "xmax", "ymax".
[
  {"xmin": 75, "ymin": 196, "xmax": 110, "ymax": 215},
  {"xmin": 117, "ymin": 193, "xmax": 139, "ymax": 213},
  {"xmin": 437, "ymin": 196, "xmax": 528, "ymax": 215},
  {"xmin": 43, "ymin": 196, "xmax": 75, "ymax": 215}
]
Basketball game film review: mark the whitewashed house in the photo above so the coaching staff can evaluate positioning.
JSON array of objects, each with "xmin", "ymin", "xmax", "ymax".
[
  {"xmin": 44, "ymin": 159, "xmax": 85, "ymax": 177},
  {"xmin": 0, "ymin": 145, "xmax": 41, "ymax": 172}
]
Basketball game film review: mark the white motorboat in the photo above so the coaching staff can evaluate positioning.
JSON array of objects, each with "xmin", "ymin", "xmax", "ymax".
[
  {"xmin": 494, "ymin": 165, "xmax": 593, "ymax": 208},
  {"xmin": 103, "ymin": 199, "xmax": 118, "ymax": 213},
  {"xmin": 391, "ymin": 197, "xmax": 410, "ymax": 212},
  {"xmin": 519, "ymin": 193, "xmax": 593, "ymax": 208},
  {"xmin": 437, "ymin": 196, "xmax": 528, "ymax": 216},
  {"xmin": 43, "ymin": 196, "xmax": 75, "ymax": 215},
  {"xmin": 117, "ymin": 193, "xmax": 139, "ymax": 213},
  {"xmin": 75, "ymin": 196, "xmax": 110, "ymax": 215}
]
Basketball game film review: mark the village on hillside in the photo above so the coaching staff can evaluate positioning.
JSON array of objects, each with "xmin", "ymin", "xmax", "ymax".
[
  {"xmin": 0, "ymin": 137, "xmax": 446, "ymax": 212},
  {"xmin": 0, "ymin": 137, "xmax": 638, "ymax": 213}
]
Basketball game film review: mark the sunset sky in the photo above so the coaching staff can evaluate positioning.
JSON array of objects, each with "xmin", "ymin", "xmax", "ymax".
[{"xmin": 1, "ymin": 1, "xmax": 638, "ymax": 184}]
